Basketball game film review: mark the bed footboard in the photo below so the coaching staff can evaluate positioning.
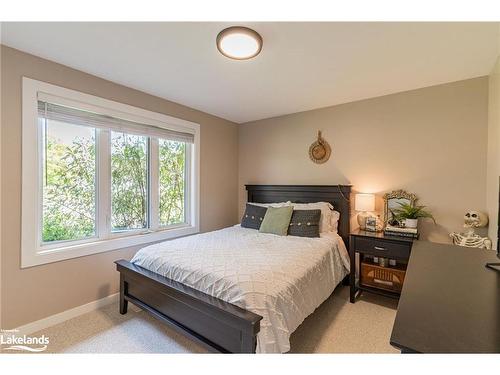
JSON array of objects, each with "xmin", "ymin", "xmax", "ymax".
[{"xmin": 115, "ymin": 260, "xmax": 262, "ymax": 353}]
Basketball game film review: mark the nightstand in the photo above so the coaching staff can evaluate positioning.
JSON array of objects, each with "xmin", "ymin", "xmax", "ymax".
[{"xmin": 349, "ymin": 229, "xmax": 417, "ymax": 303}]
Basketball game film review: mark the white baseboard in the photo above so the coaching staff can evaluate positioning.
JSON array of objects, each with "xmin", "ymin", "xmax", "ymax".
[{"xmin": 14, "ymin": 293, "xmax": 119, "ymax": 335}]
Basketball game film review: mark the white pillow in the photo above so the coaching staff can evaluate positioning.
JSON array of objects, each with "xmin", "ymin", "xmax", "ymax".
[
  {"xmin": 331, "ymin": 210, "xmax": 340, "ymax": 233},
  {"xmin": 290, "ymin": 202, "xmax": 334, "ymax": 233},
  {"xmin": 249, "ymin": 201, "xmax": 292, "ymax": 208}
]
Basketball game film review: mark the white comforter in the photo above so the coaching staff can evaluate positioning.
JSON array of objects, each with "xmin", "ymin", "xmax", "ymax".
[{"xmin": 131, "ymin": 225, "xmax": 350, "ymax": 353}]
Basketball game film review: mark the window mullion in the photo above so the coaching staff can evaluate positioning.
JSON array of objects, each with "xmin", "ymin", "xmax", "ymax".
[
  {"xmin": 150, "ymin": 138, "xmax": 159, "ymax": 231},
  {"xmin": 97, "ymin": 129, "xmax": 111, "ymax": 239}
]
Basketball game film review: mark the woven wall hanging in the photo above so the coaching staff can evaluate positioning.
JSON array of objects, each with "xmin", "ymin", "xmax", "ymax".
[{"xmin": 308, "ymin": 130, "xmax": 331, "ymax": 164}]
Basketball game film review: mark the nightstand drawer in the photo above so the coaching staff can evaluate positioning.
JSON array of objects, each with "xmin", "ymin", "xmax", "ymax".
[
  {"xmin": 353, "ymin": 237, "xmax": 411, "ymax": 260},
  {"xmin": 360, "ymin": 262, "xmax": 406, "ymax": 293}
]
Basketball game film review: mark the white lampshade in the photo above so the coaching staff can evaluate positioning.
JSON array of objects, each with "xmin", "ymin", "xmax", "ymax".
[{"xmin": 355, "ymin": 193, "xmax": 375, "ymax": 212}]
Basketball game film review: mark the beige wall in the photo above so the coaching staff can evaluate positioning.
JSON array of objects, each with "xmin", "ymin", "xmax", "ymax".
[
  {"xmin": 486, "ymin": 25, "xmax": 500, "ymax": 250},
  {"xmin": 0, "ymin": 46, "xmax": 239, "ymax": 329},
  {"xmin": 0, "ymin": 42, "xmax": 3, "ymax": 330},
  {"xmin": 0, "ymin": 45, "xmax": 492, "ymax": 329},
  {"xmin": 239, "ymin": 77, "xmax": 489, "ymax": 244},
  {"xmin": 487, "ymin": 54, "xmax": 500, "ymax": 249}
]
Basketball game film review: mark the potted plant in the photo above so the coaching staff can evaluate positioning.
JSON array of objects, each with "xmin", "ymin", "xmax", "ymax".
[{"xmin": 393, "ymin": 202, "xmax": 435, "ymax": 228}]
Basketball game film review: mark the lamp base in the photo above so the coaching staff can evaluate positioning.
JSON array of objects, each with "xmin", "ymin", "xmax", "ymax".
[{"xmin": 357, "ymin": 212, "xmax": 371, "ymax": 230}]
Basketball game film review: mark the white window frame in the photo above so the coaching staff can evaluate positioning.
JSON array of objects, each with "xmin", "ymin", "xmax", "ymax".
[{"xmin": 21, "ymin": 77, "xmax": 200, "ymax": 268}]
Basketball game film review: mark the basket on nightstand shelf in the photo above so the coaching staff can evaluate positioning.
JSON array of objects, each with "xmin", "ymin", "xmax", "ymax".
[{"xmin": 360, "ymin": 261, "xmax": 406, "ymax": 293}]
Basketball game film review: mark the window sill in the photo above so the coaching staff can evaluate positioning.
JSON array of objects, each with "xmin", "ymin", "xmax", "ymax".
[{"xmin": 21, "ymin": 225, "xmax": 199, "ymax": 268}]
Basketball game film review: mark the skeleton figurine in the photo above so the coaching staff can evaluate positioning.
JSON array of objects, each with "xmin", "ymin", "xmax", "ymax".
[{"xmin": 450, "ymin": 210, "xmax": 492, "ymax": 249}]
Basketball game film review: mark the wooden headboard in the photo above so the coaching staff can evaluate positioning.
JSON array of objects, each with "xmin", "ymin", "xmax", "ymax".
[{"xmin": 245, "ymin": 185, "xmax": 352, "ymax": 245}]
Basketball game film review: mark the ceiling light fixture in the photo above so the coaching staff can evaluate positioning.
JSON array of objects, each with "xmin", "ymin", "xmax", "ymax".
[{"xmin": 216, "ymin": 26, "xmax": 263, "ymax": 60}]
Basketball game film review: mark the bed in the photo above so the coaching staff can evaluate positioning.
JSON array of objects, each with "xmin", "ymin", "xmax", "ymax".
[{"xmin": 115, "ymin": 184, "xmax": 352, "ymax": 353}]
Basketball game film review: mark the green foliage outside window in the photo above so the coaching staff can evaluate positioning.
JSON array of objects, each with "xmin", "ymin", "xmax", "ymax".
[
  {"xmin": 42, "ymin": 122, "xmax": 187, "ymax": 242},
  {"xmin": 159, "ymin": 139, "xmax": 185, "ymax": 226},
  {"xmin": 42, "ymin": 131, "xmax": 96, "ymax": 242},
  {"xmin": 111, "ymin": 132, "xmax": 148, "ymax": 231}
]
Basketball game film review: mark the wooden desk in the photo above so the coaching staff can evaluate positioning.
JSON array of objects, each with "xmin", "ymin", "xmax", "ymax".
[{"xmin": 390, "ymin": 241, "xmax": 500, "ymax": 353}]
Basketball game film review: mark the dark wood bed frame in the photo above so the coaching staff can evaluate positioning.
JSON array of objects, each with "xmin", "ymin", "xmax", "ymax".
[{"xmin": 115, "ymin": 184, "xmax": 352, "ymax": 353}]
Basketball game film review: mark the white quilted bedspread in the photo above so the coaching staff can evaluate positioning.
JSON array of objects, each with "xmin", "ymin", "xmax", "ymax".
[{"xmin": 131, "ymin": 225, "xmax": 350, "ymax": 353}]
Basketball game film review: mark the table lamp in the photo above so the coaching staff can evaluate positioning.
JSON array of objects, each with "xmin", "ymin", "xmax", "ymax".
[{"xmin": 355, "ymin": 193, "xmax": 375, "ymax": 230}]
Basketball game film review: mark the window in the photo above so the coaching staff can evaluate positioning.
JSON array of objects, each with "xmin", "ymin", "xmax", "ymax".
[
  {"xmin": 159, "ymin": 139, "xmax": 186, "ymax": 226},
  {"xmin": 22, "ymin": 78, "xmax": 200, "ymax": 267},
  {"xmin": 111, "ymin": 131, "xmax": 149, "ymax": 232},
  {"xmin": 42, "ymin": 119, "xmax": 97, "ymax": 243}
]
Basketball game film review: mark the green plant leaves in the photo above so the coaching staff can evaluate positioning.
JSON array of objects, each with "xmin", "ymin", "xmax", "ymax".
[{"xmin": 392, "ymin": 202, "xmax": 436, "ymax": 224}]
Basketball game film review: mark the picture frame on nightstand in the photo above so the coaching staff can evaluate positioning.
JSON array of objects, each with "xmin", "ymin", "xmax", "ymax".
[{"xmin": 365, "ymin": 217, "xmax": 377, "ymax": 231}]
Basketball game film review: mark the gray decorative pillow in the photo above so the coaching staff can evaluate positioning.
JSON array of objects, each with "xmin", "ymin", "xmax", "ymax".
[
  {"xmin": 241, "ymin": 203, "xmax": 267, "ymax": 230},
  {"xmin": 288, "ymin": 209, "xmax": 321, "ymax": 238}
]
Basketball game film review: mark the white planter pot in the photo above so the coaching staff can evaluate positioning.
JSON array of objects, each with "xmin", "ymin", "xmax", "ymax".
[{"xmin": 405, "ymin": 218, "xmax": 418, "ymax": 228}]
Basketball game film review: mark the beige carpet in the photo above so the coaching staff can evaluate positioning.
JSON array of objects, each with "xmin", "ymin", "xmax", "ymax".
[{"xmin": 26, "ymin": 286, "xmax": 399, "ymax": 354}]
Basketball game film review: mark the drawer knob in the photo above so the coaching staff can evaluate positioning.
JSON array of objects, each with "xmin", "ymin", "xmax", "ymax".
[{"xmin": 374, "ymin": 246, "xmax": 387, "ymax": 251}]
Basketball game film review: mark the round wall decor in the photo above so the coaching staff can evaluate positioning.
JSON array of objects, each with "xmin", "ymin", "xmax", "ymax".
[{"xmin": 309, "ymin": 130, "xmax": 331, "ymax": 164}]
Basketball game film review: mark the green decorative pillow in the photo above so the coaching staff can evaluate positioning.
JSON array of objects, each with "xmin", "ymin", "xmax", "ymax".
[{"xmin": 259, "ymin": 206, "xmax": 294, "ymax": 236}]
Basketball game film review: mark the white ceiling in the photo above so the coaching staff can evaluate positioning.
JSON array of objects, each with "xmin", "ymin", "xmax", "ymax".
[{"xmin": 1, "ymin": 22, "xmax": 499, "ymax": 123}]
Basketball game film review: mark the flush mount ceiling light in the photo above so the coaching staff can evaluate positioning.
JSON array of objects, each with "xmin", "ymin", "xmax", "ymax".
[{"xmin": 216, "ymin": 26, "xmax": 263, "ymax": 60}]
